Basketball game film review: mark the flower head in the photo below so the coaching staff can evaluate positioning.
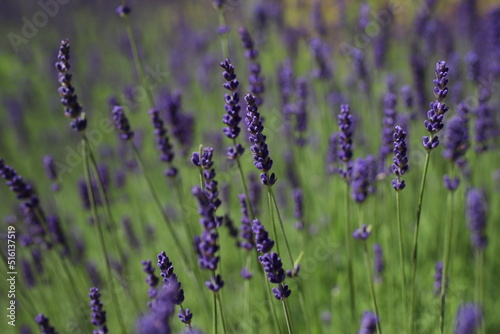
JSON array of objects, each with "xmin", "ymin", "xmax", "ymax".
[
  {"xmin": 353, "ymin": 224, "xmax": 372, "ymax": 240},
  {"xmin": 89, "ymin": 287, "xmax": 108, "ymax": 333},
  {"xmin": 454, "ymin": 303, "xmax": 482, "ymax": 334}
]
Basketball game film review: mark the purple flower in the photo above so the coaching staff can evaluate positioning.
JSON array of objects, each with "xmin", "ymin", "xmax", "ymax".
[
  {"xmin": 310, "ymin": 37, "xmax": 332, "ymax": 80},
  {"xmin": 272, "ymin": 283, "xmax": 292, "ymax": 300},
  {"xmin": 111, "ymin": 105, "xmax": 134, "ymax": 140},
  {"xmin": 392, "ymin": 125, "xmax": 409, "ymax": 191},
  {"xmin": 47, "ymin": 214, "xmax": 69, "ymax": 256},
  {"xmin": 136, "ymin": 285, "xmax": 177, "ymax": 334},
  {"xmin": 142, "ymin": 260, "xmax": 159, "ymax": 300},
  {"xmin": 373, "ymin": 244, "xmax": 384, "ymax": 283},
  {"xmin": 351, "ymin": 158, "xmax": 370, "ymax": 203},
  {"xmin": 115, "ymin": 4, "xmax": 131, "ymax": 17},
  {"xmin": 43, "ymin": 155, "xmax": 60, "ymax": 191},
  {"xmin": 252, "ymin": 219, "xmax": 275, "ymax": 253},
  {"xmin": 422, "ymin": 61, "xmax": 450, "ymax": 150},
  {"xmin": 466, "ymin": 188, "xmax": 487, "ymax": 250},
  {"xmin": 239, "ymin": 27, "xmax": 264, "ymax": 106},
  {"xmin": 380, "ymin": 93, "xmax": 398, "ymax": 163},
  {"xmin": 443, "ymin": 112, "xmax": 469, "ymax": 164},
  {"xmin": 205, "ymin": 274, "xmax": 224, "ymax": 292},
  {"xmin": 433, "ymin": 261, "xmax": 448, "ymax": 296},
  {"xmin": 238, "ymin": 194, "xmax": 254, "ymax": 250},
  {"xmin": 241, "ymin": 267, "xmax": 253, "ymax": 280},
  {"xmin": 443, "ymin": 175, "xmax": 460, "ymax": 191},
  {"xmin": 248, "ymin": 172, "xmax": 262, "ymax": 216},
  {"xmin": 162, "ymin": 91, "xmax": 194, "ymax": 155},
  {"xmin": 220, "ymin": 59, "xmax": 243, "ymax": 142},
  {"xmin": 178, "ymin": 308, "xmax": 192, "ymax": 325},
  {"xmin": 357, "ymin": 311, "xmax": 379, "ymax": 334},
  {"xmin": 474, "ymin": 88, "xmax": 493, "ymax": 154},
  {"xmin": 157, "ymin": 251, "xmax": 185, "ymax": 305},
  {"xmin": 401, "ymin": 85, "xmax": 413, "ymax": 110},
  {"xmin": 466, "ymin": 51, "xmax": 480, "ymax": 82},
  {"xmin": 89, "ymin": 287, "xmax": 108, "ymax": 333},
  {"xmin": 294, "ymin": 77, "xmax": 308, "ymax": 146},
  {"xmin": 293, "ymin": 188, "xmax": 304, "ymax": 230},
  {"xmin": 35, "ymin": 314, "xmax": 58, "ymax": 334},
  {"xmin": 259, "ymin": 252, "xmax": 286, "ymax": 284},
  {"xmin": 454, "ymin": 303, "xmax": 482, "ymax": 334},
  {"xmin": 245, "ymin": 93, "xmax": 276, "ymax": 186},
  {"xmin": 353, "ymin": 224, "xmax": 371, "ymax": 240},
  {"xmin": 191, "ymin": 147, "xmax": 221, "ymax": 210},
  {"xmin": 149, "ymin": 108, "xmax": 177, "ymax": 177},
  {"xmin": 55, "ymin": 39, "xmax": 86, "ymax": 132},
  {"xmin": 326, "ymin": 133, "xmax": 339, "ymax": 175},
  {"xmin": 338, "ymin": 104, "xmax": 354, "ymax": 168}
]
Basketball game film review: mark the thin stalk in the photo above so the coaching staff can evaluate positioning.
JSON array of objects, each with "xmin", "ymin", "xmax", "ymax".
[
  {"xmin": 122, "ymin": 14, "xmax": 154, "ymax": 108},
  {"xmin": 217, "ymin": 292, "xmax": 228, "ymax": 334},
  {"xmin": 409, "ymin": 149, "xmax": 431, "ymax": 334},
  {"xmin": 364, "ymin": 242, "xmax": 382, "ymax": 334},
  {"xmin": 267, "ymin": 188, "xmax": 281, "ymax": 256},
  {"xmin": 131, "ymin": 143, "xmax": 193, "ymax": 270},
  {"xmin": 344, "ymin": 180, "xmax": 356, "ymax": 324},
  {"xmin": 396, "ymin": 190, "xmax": 408, "ymax": 331},
  {"xmin": 269, "ymin": 186, "xmax": 294, "ymax": 266},
  {"xmin": 439, "ymin": 175, "xmax": 456, "ymax": 334},
  {"xmin": 216, "ymin": 8, "xmax": 229, "ymax": 58},
  {"xmin": 282, "ymin": 299, "xmax": 294, "ymax": 334},
  {"xmin": 213, "ymin": 291, "xmax": 218, "ymax": 334},
  {"xmin": 233, "ymin": 139, "xmax": 256, "ymax": 219},
  {"xmin": 83, "ymin": 138, "xmax": 126, "ymax": 333},
  {"xmin": 243, "ymin": 253, "xmax": 251, "ymax": 332},
  {"xmin": 262, "ymin": 268, "xmax": 283, "ymax": 334}
]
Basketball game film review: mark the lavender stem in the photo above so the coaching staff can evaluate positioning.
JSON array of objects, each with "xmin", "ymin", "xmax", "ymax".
[{"xmin": 364, "ymin": 242, "xmax": 382, "ymax": 334}]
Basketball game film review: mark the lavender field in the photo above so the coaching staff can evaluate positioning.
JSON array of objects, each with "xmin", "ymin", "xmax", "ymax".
[{"xmin": 1, "ymin": 0, "xmax": 499, "ymax": 333}]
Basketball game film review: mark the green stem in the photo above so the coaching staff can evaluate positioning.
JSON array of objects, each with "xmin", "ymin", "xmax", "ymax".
[
  {"xmin": 122, "ymin": 15, "xmax": 154, "ymax": 108},
  {"xmin": 364, "ymin": 242, "xmax": 382, "ymax": 334},
  {"xmin": 409, "ymin": 149, "xmax": 431, "ymax": 334},
  {"xmin": 396, "ymin": 191, "xmax": 408, "ymax": 331},
  {"xmin": 217, "ymin": 292, "xmax": 228, "ymax": 334},
  {"xmin": 282, "ymin": 299, "xmax": 294, "ymax": 334},
  {"xmin": 243, "ymin": 254, "xmax": 251, "ymax": 332},
  {"xmin": 439, "ymin": 172, "xmax": 456, "ymax": 334},
  {"xmin": 269, "ymin": 186, "xmax": 294, "ymax": 266},
  {"xmin": 82, "ymin": 138, "xmax": 126, "ymax": 333},
  {"xmin": 263, "ymin": 266, "xmax": 283, "ymax": 334},
  {"xmin": 267, "ymin": 188, "xmax": 281, "ymax": 256},
  {"xmin": 216, "ymin": 8, "xmax": 229, "ymax": 59},
  {"xmin": 344, "ymin": 180, "xmax": 356, "ymax": 324},
  {"xmin": 233, "ymin": 139, "xmax": 256, "ymax": 219},
  {"xmin": 213, "ymin": 291, "xmax": 218, "ymax": 334}
]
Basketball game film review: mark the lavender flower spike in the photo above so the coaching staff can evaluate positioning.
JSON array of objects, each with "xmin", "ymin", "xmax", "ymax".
[
  {"xmin": 422, "ymin": 61, "xmax": 450, "ymax": 150},
  {"xmin": 220, "ymin": 59, "xmax": 243, "ymax": 147},
  {"xmin": 433, "ymin": 261, "xmax": 447, "ymax": 296},
  {"xmin": 111, "ymin": 105, "xmax": 134, "ymax": 140},
  {"xmin": 338, "ymin": 104, "xmax": 354, "ymax": 179},
  {"xmin": 373, "ymin": 244, "xmax": 384, "ymax": 283},
  {"xmin": 245, "ymin": 93, "xmax": 276, "ymax": 186},
  {"xmin": 454, "ymin": 303, "xmax": 482, "ymax": 334},
  {"xmin": 392, "ymin": 125, "xmax": 409, "ymax": 191},
  {"xmin": 357, "ymin": 311, "xmax": 379, "ymax": 334},
  {"xmin": 89, "ymin": 287, "xmax": 108, "ymax": 334},
  {"xmin": 353, "ymin": 224, "xmax": 371, "ymax": 240},
  {"xmin": 157, "ymin": 251, "xmax": 185, "ymax": 305},
  {"xmin": 239, "ymin": 27, "xmax": 264, "ymax": 106},
  {"xmin": 259, "ymin": 252, "xmax": 292, "ymax": 300},
  {"xmin": 466, "ymin": 188, "xmax": 487, "ymax": 250},
  {"xmin": 149, "ymin": 108, "xmax": 177, "ymax": 177},
  {"xmin": 43, "ymin": 155, "xmax": 60, "ymax": 191},
  {"xmin": 252, "ymin": 219, "xmax": 274, "ymax": 253},
  {"xmin": 351, "ymin": 158, "xmax": 370, "ymax": 203},
  {"xmin": 141, "ymin": 260, "xmax": 159, "ymax": 301},
  {"xmin": 55, "ymin": 39, "xmax": 86, "ymax": 132},
  {"xmin": 35, "ymin": 314, "xmax": 58, "ymax": 334}
]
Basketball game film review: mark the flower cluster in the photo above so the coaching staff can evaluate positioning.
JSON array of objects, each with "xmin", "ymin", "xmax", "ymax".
[
  {"xmin": 422, "ymin": 61, "xmax": 450, "ymax": 150},
  {"xmin": 149, "ymin": 108, "xmax": 177, "ymax": 177},
  {"xmin": 141, "ymin": 260, "xmax": 159, "ymax": 302},
  {"xmin": 192, "ymin": 186, "xmax": 224, "ymax": 292},
  {"xmin": 111, "ymin": 105, "xmax": 134, "ymax": 140},
  {"xmin": 239, "ymin": 27, "xmax": 264, "ymax": 106},
  {"xmin": 238, "ymin": 194, "xmax": 254, "ymax": 250},
  {"xmin": 433, "ymin": 261, "xmax": 448, "ymax": 296},
  {"xmin": 191, "ymin": 147, "xmax": 221, "ymax": 210},
  {"xmin": 338, "ymin": 104, "xmax": 354, "ymax": 179},
  {"xmin": 294, "ymin": 77, "xmax": 308, "ymax": 146},
  {"xmin": 245, "ymin": 93, "xmax": 276, "ymax": 186},
  {"xmin": 373, "ymin": 244, "xmax": 384, "ymax": 283},
  {"xmin": 157, "ymin": 251, "xmax": 185, "ymax": 305},
  {"xmin": 454, "ymin": 303, "xmax": 482, "ymax": 334},
  {"xmin": 55, "ymin": 39, "xmax": 86, "ymax": 132},
  {"xmin": 392, "ymin": 126, "xmax": 409, "ymax": 191},
  {"xmin": 293, "ymin": 188, "xmax": 304, "ymax": 230},
  {"xmin": 353, "ymin": 224, "xmax": 371, "ymax": 240},
  {"xmin": 43, "ymin": 155, "xmax": 60, "ymax": 192},
  {"xmin": 89, "ymin": 287, "xmax": 108, "ymax": 334},
  {"xmin": 35, "ymin": 314, "xmax": 58, "ymax": 334},
  {"xmin": 357, "ymin": 311, "xmax": 379, "ymax": 334},
  {"xmin": 466, "ymin": 188, "xmax": 487, "ymax": 250},
  {"xmin": 380, "ymin": 93, "xmax": 397, "ymax": 163},
  {"xmin": 351, "ymin": 158, "xmax": 371, "ymax": 203}
]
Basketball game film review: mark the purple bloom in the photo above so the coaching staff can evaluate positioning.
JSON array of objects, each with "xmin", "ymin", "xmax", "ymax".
[
  {"xmin": 241, "ymin": 267, "xmax": 253, "ymax": 280},
  {"xmin": 272, "ymin": 283, "xmax": 292, "ymax": 300},
  {"xmin": 474, "ymin": 88, "xmax": 493, "ymax": 154},
  {"xmin": 43, "ymin": 155, "xmax": 60, "ymax": 191},
  {"xmin": 373, "ymin": 243, "xmax": 384, "ymax": 283},
  {"xmin": 294, "ymin": 77, "xmax": 308, "ymax": 146},
  {"xmin": 178, "ymin": 308, "xmax": 192, "ymax": 325},
  {"xmin": 310, "ymin": 37, "xmax": 332, "ymax": 80},
  {"xmin": 466, "ymin": 51, "xmax": 480, "ymax": 82},
  {"xmin": 433, "ymin": 261, "xmax": 448, "ymax": 296},
  {"xmin": 22, "ymin": 258, "xmax": 36, "ymax": 288},
  {"xmin": 245, "ymin": 93, "xmax": 276, "ymax": 186},
  {"xmin": 149, "ymin": 108, "xmax": 177, "ymax": 177},
  {"xmin": 259, "ymin": 252, "xmax": 286, "ymax": 284},
  {"xmin": 311, "ymin": 1, "xmax": 327, "ymax": 36},
  {"xmin": 157, "ymin": 251, "xmax": 185, "ymax": 305},
  {"xmin": 326, "ymin": 133, "xmax": 339, "ymax": 175},
  {"xmin": 47, "ymin": 214, "xmax": 69, "ymax": 256},
  {"xmin": 380, "ymin": 93, "xmax": 398, "ymax": 163},
  {"xmin": 239, "ymin": 27, "xmax": 264, "ymax": 106},
  {"xmin": 205, "ymin": 274, "xmax": 224, "ymax": 292},
  {"xmin": 35, "ymin": 314, "xmax": 58, "ymax": 334},
  {"xmin": 220, "ymin": 59, "xmax": 243, "ymax": 144},
  {"xmin": 142, "ymin": 260, "xmax": 159, "ymax": 301},
  {"xmin": 252, "ymin": 219, "xmax": 274, "ymax": 253},
  {"xmin": 338, "ymin": 104, "xmax": 354, "ymax": 169},
  {"xmin": 191, "ymin": 147, "xmax": 221, "ymax": 210},
  {"xmin": 162, "ymin": 91, "xmax": 194, "ymax": 155},
  {"xmin": 443, "ymin": 175, "xmax": 460, "ymax": 191},
  {"xmin": 422, "ymin": 61, "xmax": 450, "ymax": 150},
  {"xmin": 123, "ymin": 217, "xmax": 140, "ymax": 249},
  {"xmin": 111, "ymin": 105, "xmax": 134, "ymax": 140},
  {"xmin": 89, "ymin": 287, "xmax": 108, "ymax": 333},
  {"xmin": 401, "ymin": 85, "xmax": 413, "ymax": 110},
  {"xmin": 293, "ymin": 188, "xmax": 304, "ymax": 230},
  {"xmin": 357, "ymin": 311, "xmax": 379, "ymax": 334},
  {"xmin": 248, "ymin": 172, "xmax": 262, "ymax": 216},
  {"xmin": 238, "ymin": 194, "xmax": 254, "ymax": 250},
  {"xmin": 443, "ymin": 111, "xmax": 469, "ymax": 164},
  {"xmin": 392, "ymin": 126, "xmax": 409, "ymax": 191},
  {"xmin": 353, "ymin": 224, "xmax": 371, "ymax": 240},
  {"xmin": 55, "ymin": 39, "xmax": 86, "ymax": 132},
  {"xmin": 115, "ymin": 4, "xmax": 131, "ymax": 17},
  {"xmin": 454, "ymin": 303, "xmax": 482, "ymax": 334},
  {"xmin": 351, "ymin": 158, "xmax": 370, "ymax": 203},
  {"xmin": 466, "ymin": 188, "xmax": 487, "ymax": 250},
  {"xmin": 136, "ymin": 285, "xmax": 177, "ymax": 334},
  {"xmin": 0, "ymin": 159, "xmax": 35, "ymax": 202}
]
